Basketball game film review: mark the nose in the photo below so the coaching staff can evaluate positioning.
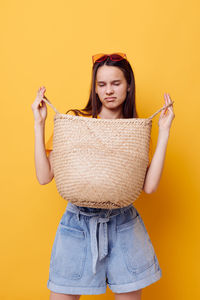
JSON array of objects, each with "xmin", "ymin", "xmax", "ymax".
[{"xmin": 106, "ymin": 85, "xmax": 114, "ymax": 95}]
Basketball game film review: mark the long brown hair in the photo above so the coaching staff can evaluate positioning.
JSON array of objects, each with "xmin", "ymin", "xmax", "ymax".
[{"xmin": 65, "ymin": 56, "xmax": 138, "ymax": 118}]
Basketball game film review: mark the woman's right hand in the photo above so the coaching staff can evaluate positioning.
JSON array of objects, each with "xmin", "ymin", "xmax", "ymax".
[{"xmin": 31, "ymin": 86, "xmax": 48, "ymax": 125}]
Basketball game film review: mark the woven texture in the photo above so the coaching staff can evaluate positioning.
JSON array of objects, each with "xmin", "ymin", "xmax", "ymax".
[
  {"xmin": 53, "ymin": 114, "xmax": 151, "ymax": 209},
  {"xmin": 43, "ymin": 98, "xmax": 174, "ymax": 209}
]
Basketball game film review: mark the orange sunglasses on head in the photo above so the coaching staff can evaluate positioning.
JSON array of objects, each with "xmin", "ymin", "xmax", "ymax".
[{"xmin": 92, "ymin": 52, "xmax": 127, "ymax": 64}]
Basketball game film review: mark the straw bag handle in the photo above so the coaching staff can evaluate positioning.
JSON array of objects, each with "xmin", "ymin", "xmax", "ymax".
[
  {"xmin": 41, "ymin": 96, "xmax": 175, "ymax": 119},
  {"xmin": 148, "ymin": 101, "xmax": 175, "ymax": 119},
  {"xmin": 41, "ymin": 97, "xmax": 60, "ymax": 114}
]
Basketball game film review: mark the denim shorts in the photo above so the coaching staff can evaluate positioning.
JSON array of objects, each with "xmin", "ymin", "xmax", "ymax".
[{"xmin": 47, "ymin": 202, "xmax": 162, "ymax": 295}]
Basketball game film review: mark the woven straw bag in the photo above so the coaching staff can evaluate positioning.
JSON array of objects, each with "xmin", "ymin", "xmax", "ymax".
[{"xmin": 42, "ymin": 97, "xmax": 174, "ymax": 209}]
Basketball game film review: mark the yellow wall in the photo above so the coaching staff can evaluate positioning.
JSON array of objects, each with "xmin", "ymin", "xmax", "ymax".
[{"xmin": 0, "ymin": 0, "xmax": 199, "ymax": 299}]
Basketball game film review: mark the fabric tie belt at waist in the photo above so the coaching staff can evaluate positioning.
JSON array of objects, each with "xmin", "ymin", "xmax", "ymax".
[{"xmin": 66, "ymin": 202, "xmax": 133, "ymax": 275}]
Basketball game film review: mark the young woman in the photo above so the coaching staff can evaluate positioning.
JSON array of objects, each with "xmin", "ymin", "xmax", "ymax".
[{"xmin": 31, "ymin": 53, "xmax": 175, "ymax": 300}]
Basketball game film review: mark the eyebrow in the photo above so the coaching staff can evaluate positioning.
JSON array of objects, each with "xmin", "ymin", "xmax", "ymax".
[{"xmin": 97, "ymin": 79, "xmax": 121, "ymax": 83}]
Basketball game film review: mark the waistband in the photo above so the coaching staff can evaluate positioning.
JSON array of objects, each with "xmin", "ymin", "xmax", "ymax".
[{"xmin": 66, "ymin": 201, "xmax": 134, "ymax": 274}]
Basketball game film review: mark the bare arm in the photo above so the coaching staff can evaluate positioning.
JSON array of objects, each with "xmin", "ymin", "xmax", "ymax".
[
  {"xmin": 143, "ymin": 93, "xmax": 175, "ymax": 194},
  {"xmin": 143, "ymin": 130, "xmax": 169, "ymax": 193},
  {"xmin": 32, "ymin": 86, "xmax": 54, "ymax": 185},
  {"xmin": 34, "ymin": 122, "xmax": 54, "ymax": 185}
]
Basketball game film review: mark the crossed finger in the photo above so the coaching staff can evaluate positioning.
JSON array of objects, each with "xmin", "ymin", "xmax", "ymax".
[
  {"xmin": 37, "ymin": 86, "xmax": 45, "ymax": 97},
  {"xmin": 164, "ymin": 93, "xmax": 174, "ymax": 112}
]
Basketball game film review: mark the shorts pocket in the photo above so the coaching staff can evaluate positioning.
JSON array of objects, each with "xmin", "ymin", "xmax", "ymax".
[
  {"xmin": 117, "ymin": 215, "xmax": 156, "ymax": 274},
  {"xmin": 52, "ymin": 222, "xmax": 87, "ymax": 280}
]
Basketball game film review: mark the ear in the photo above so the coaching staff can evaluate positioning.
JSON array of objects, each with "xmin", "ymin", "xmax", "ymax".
[{"xmin": 127, "ymin": 86, "xmax": 130, "ymax": 92}]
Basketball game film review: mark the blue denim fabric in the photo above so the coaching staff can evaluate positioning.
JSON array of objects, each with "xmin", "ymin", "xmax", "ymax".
[{"xmin": 47, "ymin": 202, "xmax": 162, "ymax": 295}]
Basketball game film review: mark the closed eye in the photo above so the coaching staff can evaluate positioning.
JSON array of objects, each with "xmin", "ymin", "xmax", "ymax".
[{"xmin": 99, "ymin": 83, "xmax": 120, "ymax": 87}]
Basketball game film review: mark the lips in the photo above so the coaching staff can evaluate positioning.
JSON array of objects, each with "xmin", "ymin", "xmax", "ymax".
[{"xmin": 105, "ymin": 97, "xmax": 116, "ymax": 100}]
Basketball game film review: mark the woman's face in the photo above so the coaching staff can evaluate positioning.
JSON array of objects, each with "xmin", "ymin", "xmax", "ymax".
[{"xmin": 95, "ymin": 65, "xmax": 130, "ymax": 112}]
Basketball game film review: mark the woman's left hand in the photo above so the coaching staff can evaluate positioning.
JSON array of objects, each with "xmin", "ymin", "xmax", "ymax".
[{"xmin": 158, "ymin": 93, "xmax": 175, "ymax": 132}]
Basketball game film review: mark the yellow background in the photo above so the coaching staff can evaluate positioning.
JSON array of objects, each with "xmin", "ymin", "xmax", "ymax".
[{"xmin": 0, "ymin": 0, "xmax": 200, "ymax": 299}]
